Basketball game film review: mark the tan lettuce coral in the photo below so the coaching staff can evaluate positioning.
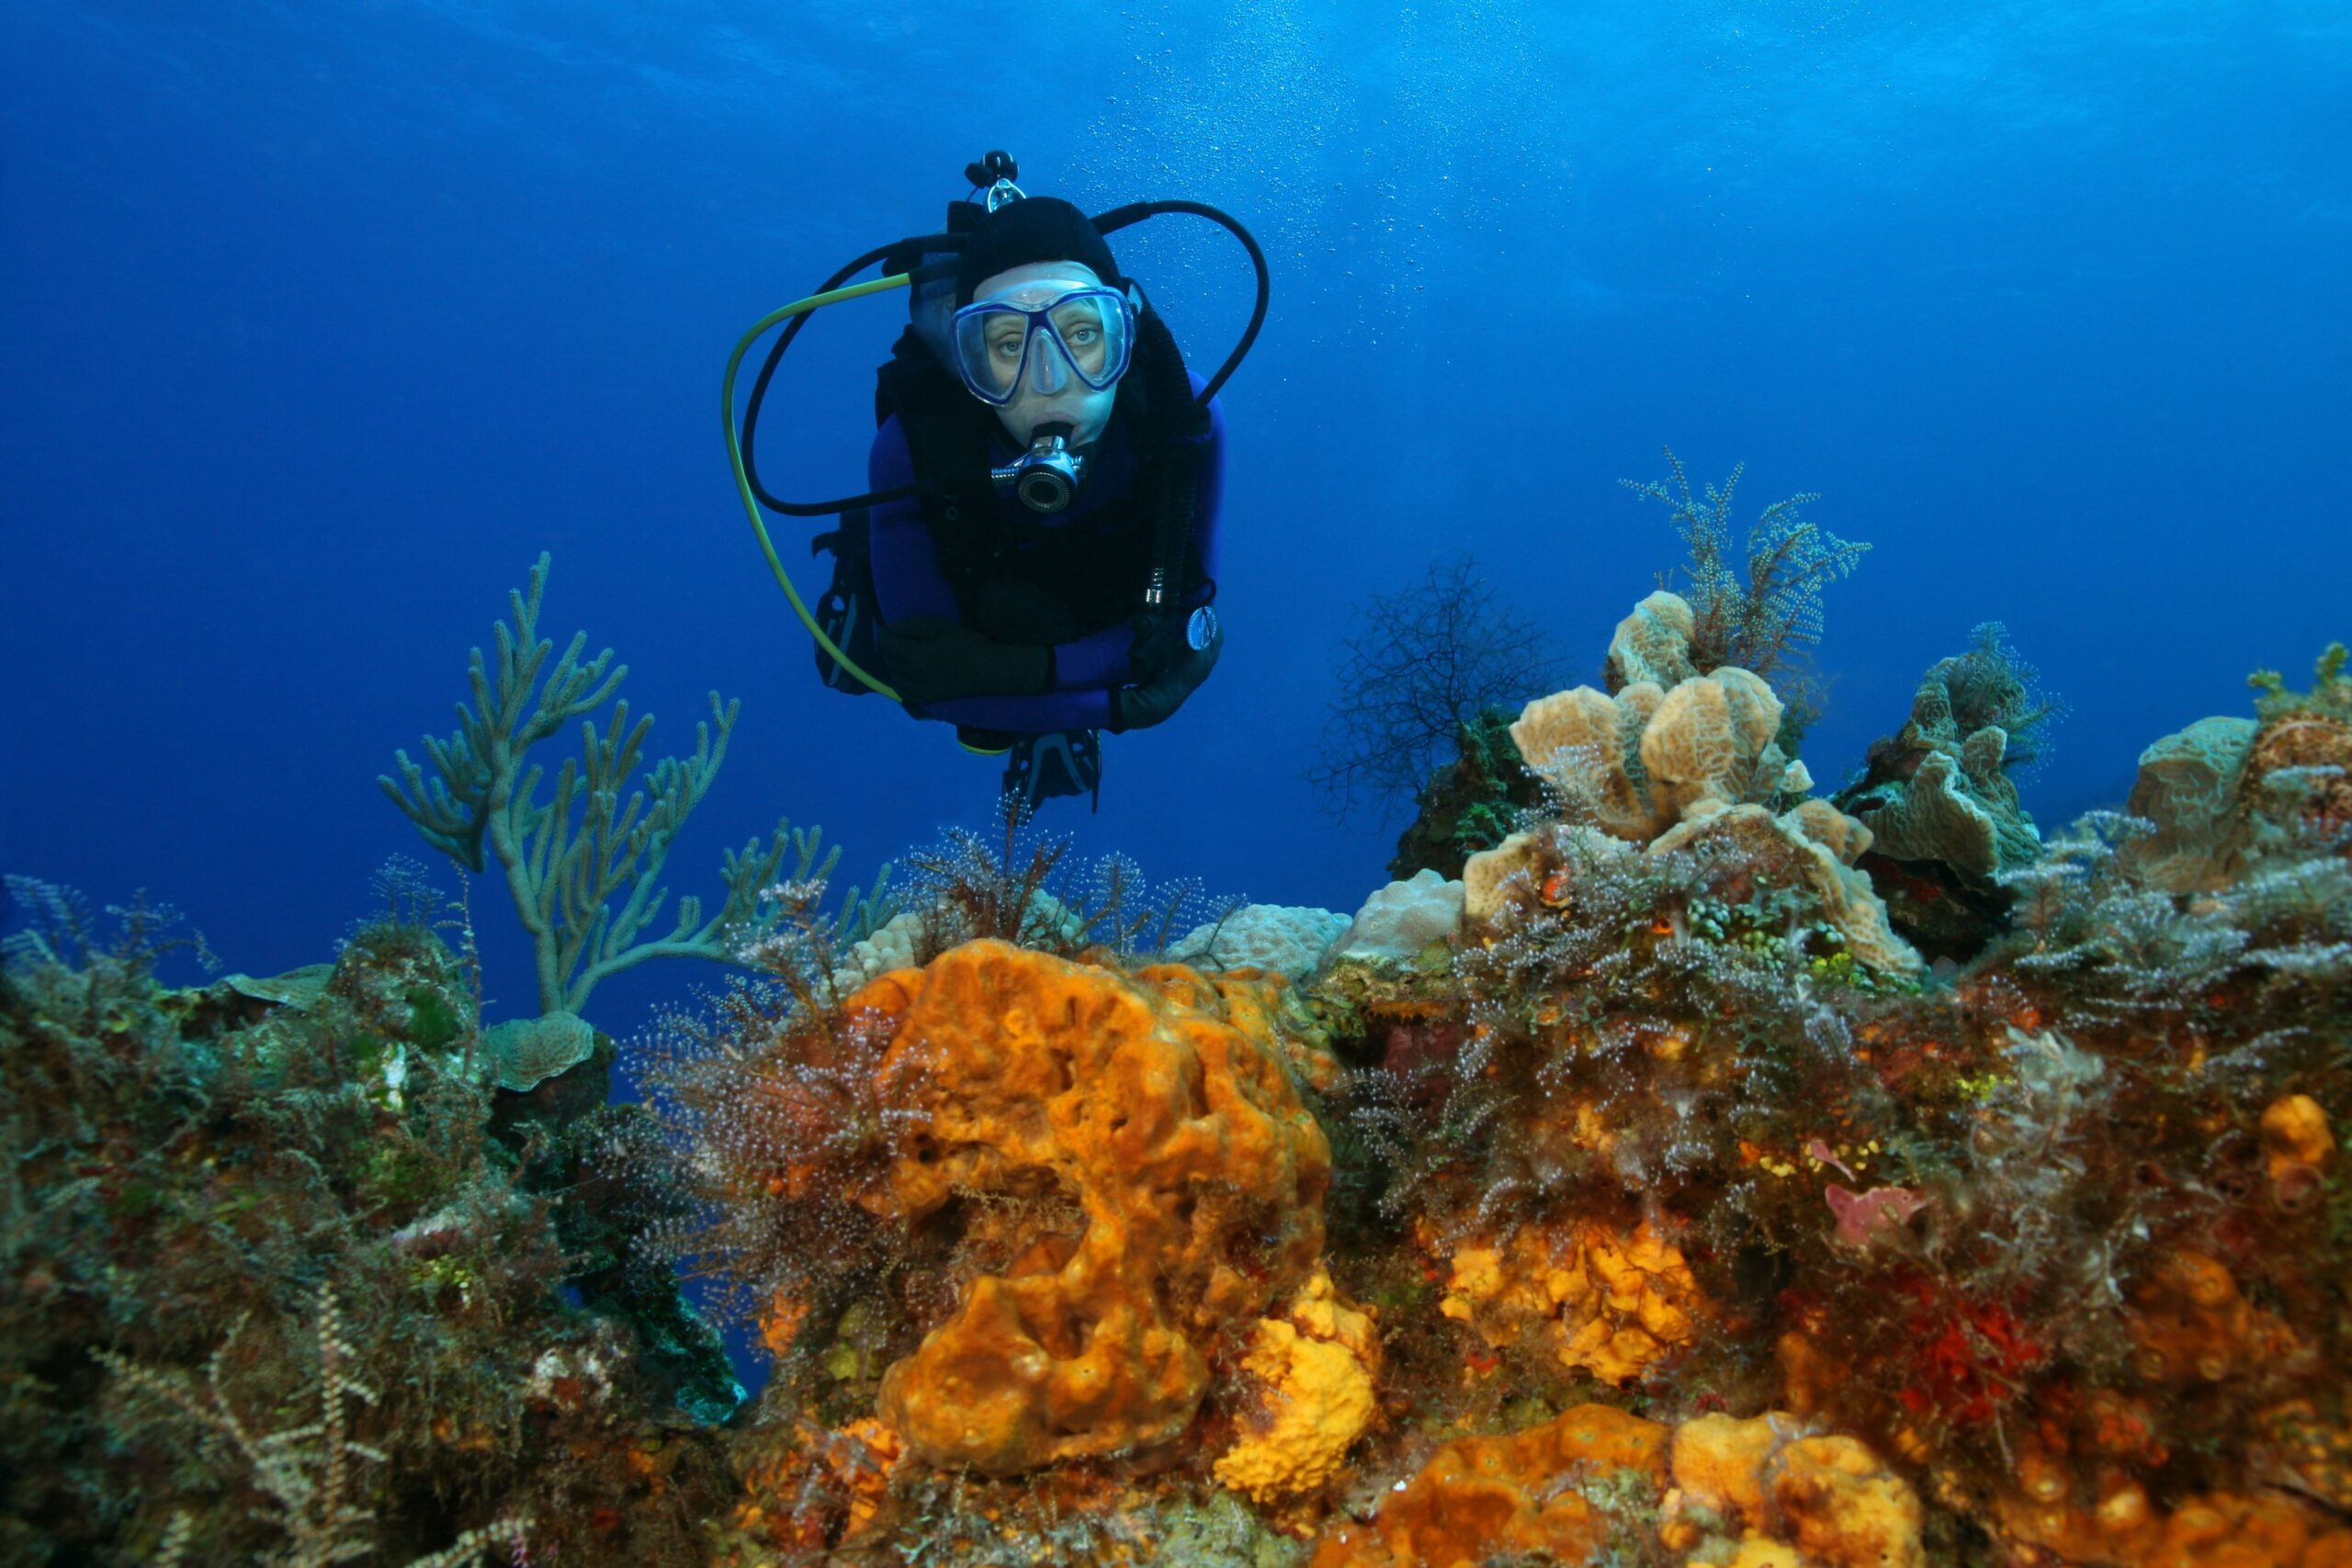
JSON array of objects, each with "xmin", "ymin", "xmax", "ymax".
[
  {"xmin": 1607, "ymin": 589, "xmax": 1702, "ymax": 691},
  {"xmin": 1482, "ymin": 594, "xmax": 1919, "ymax": 973},
  {"xmin": 1641, "ymin": 664, "xmax": 1788, "ymax": 813},
  {"xmin": 1510, "ymin": 664, "xmax": 1787, "ymax": 840},
  {"xmin": 837, "ymin": 941, "xmax": 1332, "ymax": 1475},
  {"xmin": 2120, "ymin": 715, "xmax": 2258, "ymax": 893},
  {"xmin": 1510, "ymin": 682, "xmax": 1675, "ymax": 840}
]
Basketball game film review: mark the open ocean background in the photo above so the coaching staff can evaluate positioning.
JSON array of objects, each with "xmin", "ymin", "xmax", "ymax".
[{"xmin": 5, "ymin": 0, "xmax": 2347, "ymax": 1049}]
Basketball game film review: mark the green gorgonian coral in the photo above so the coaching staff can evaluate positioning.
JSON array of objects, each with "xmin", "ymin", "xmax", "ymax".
[{"xmin": 381, "ymin": 552, "xmax": 841, "ymax": 1017}]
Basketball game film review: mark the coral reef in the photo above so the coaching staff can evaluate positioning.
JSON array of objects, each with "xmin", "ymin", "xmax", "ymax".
[
  {"xmin": 0, "ymin": 886, "xmax": 731, "ymax": 1566},
  {"xmin": 12, "ymin": 566, "xmax": 2350, "ymax": 1567}
]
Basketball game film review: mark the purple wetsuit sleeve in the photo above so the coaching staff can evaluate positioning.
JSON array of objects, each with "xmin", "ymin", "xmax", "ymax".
[
  {"xmin": 866, "ymin": 417, "xmax": 1111, "ymax": 732},
  {"xmin": 1046, "ymin": 377, "xmax": 1227, "ymax": 692},
  {"xmin": 866, "ymin": 416, "xmax": 960, "ymax": 622}
]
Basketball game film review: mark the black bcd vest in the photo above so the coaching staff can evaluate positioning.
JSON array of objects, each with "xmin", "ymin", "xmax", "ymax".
[{"xmin": 810, "ymin": 307, "xmax": 1212, "ymax": 698}]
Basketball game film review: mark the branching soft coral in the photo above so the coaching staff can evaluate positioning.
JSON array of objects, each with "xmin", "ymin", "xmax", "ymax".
[
  {"xmin": 95, "ymin": 1288, "xmax": 524, "ymax": 1568},
  {"xmin": 1622, "ymin": 446, "xmax": 1870, "ymax": 728},
  {"xmin": 893, "ymin": 796, "xmax": 1238, "ymax": 964},
  {"xmin": 381, "ymin": 552, "xmax": 847, "ymax": 1017}
]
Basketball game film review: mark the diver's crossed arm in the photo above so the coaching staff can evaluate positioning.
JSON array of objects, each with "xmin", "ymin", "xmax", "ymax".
[{"xmin": 863, "ymin": 387, "xmax": 1227, "ymax": 733}]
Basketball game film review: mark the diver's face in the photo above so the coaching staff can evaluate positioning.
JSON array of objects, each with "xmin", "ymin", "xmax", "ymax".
[{"xmin": 969, "ymin": 261, "xmax": 1121, "ymax": 448}]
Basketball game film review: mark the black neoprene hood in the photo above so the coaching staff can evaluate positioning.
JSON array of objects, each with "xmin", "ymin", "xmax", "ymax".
[{"xmin": 953, "ymin": 196, "xmax": 1122, "ymax": 306}]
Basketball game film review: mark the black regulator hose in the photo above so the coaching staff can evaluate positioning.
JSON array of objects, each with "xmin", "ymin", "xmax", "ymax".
[
  {"xmin": 739, "ymin": 242, "xmax": 901, "ymax": 516},
  {"xmin": 1090, "ymin": 198, "xmax": 1271, "ymax": 412},
  {"xmin": 737, "ymin": 197, "xmax": 1266, "ymax": 519}
]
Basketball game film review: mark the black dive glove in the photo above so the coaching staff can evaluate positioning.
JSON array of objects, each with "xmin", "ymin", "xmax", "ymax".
[
  {"xmin": 1124, "ymin": 610, "xmax": 1193, "ymax": 686},
  {"xmin": 1109, "ymin": 614, "xmax": 1224, "ymax": 732},
  {"xmin": 880, "ymin": 616, "xmax": 1052, "ymax": 706}
]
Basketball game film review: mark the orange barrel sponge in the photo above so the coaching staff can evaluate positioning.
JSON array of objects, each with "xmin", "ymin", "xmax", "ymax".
[{"xmin": 844, "ymin": 940, "xmax": 1332, "ymax": 1475}]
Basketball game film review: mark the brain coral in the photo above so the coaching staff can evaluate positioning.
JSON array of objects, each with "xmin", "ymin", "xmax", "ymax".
[
  {"xmin": 839, "ymin": 941, "xmax": 1332, "ymax": 1475},
  {"xmin": 1166, "ymin": 902, "xmax": 1350, "ymax": 977}
]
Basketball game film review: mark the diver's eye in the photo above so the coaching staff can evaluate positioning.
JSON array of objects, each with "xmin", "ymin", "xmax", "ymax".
[{"xmin": 1066, "ymin": 326, "xmax": 1101, "ymax": 347}]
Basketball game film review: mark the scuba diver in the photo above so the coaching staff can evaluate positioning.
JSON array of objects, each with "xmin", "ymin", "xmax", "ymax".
[{"xmin": 723, "ymin": 152, "xmax": 1268, "ymax": 810}]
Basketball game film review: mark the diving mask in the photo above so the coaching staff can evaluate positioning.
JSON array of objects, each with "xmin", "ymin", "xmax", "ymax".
[{"xmin": 950, "ymin": 286, "xmax": 1136, "ymax": 407}]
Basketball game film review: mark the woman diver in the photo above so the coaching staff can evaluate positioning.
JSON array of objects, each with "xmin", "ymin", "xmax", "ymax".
[{"xmin": 725, "ymin": 152, "xmax": 1266, "ymax": 810}]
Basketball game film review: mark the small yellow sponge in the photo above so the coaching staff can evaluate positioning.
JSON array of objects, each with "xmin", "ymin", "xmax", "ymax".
[{"xmin": 1215, "ymin": 1272, "xmax": 1380, "ymax": 1503}]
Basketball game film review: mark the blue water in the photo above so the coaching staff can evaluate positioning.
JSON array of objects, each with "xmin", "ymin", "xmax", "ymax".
[{"xmin": 5, "ymin": 0, "xmax": 2347, "ymax": 1040}]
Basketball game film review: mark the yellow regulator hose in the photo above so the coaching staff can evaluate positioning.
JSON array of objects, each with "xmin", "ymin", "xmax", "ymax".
[{"xmin": 722, "ymin": 272, "xmax": 910, "ymax": 699}]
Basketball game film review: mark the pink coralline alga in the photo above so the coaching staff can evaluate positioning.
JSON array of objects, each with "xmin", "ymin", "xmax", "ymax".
[{"xmin": 1825, "ymin": 1183, "xmax": 1928, "ymax": 1248}]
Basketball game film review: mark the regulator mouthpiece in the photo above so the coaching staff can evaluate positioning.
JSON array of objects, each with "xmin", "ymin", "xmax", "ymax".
[{"xmin": 995, "ymin": 422, "xmax": 1084, "ymax": 513}]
